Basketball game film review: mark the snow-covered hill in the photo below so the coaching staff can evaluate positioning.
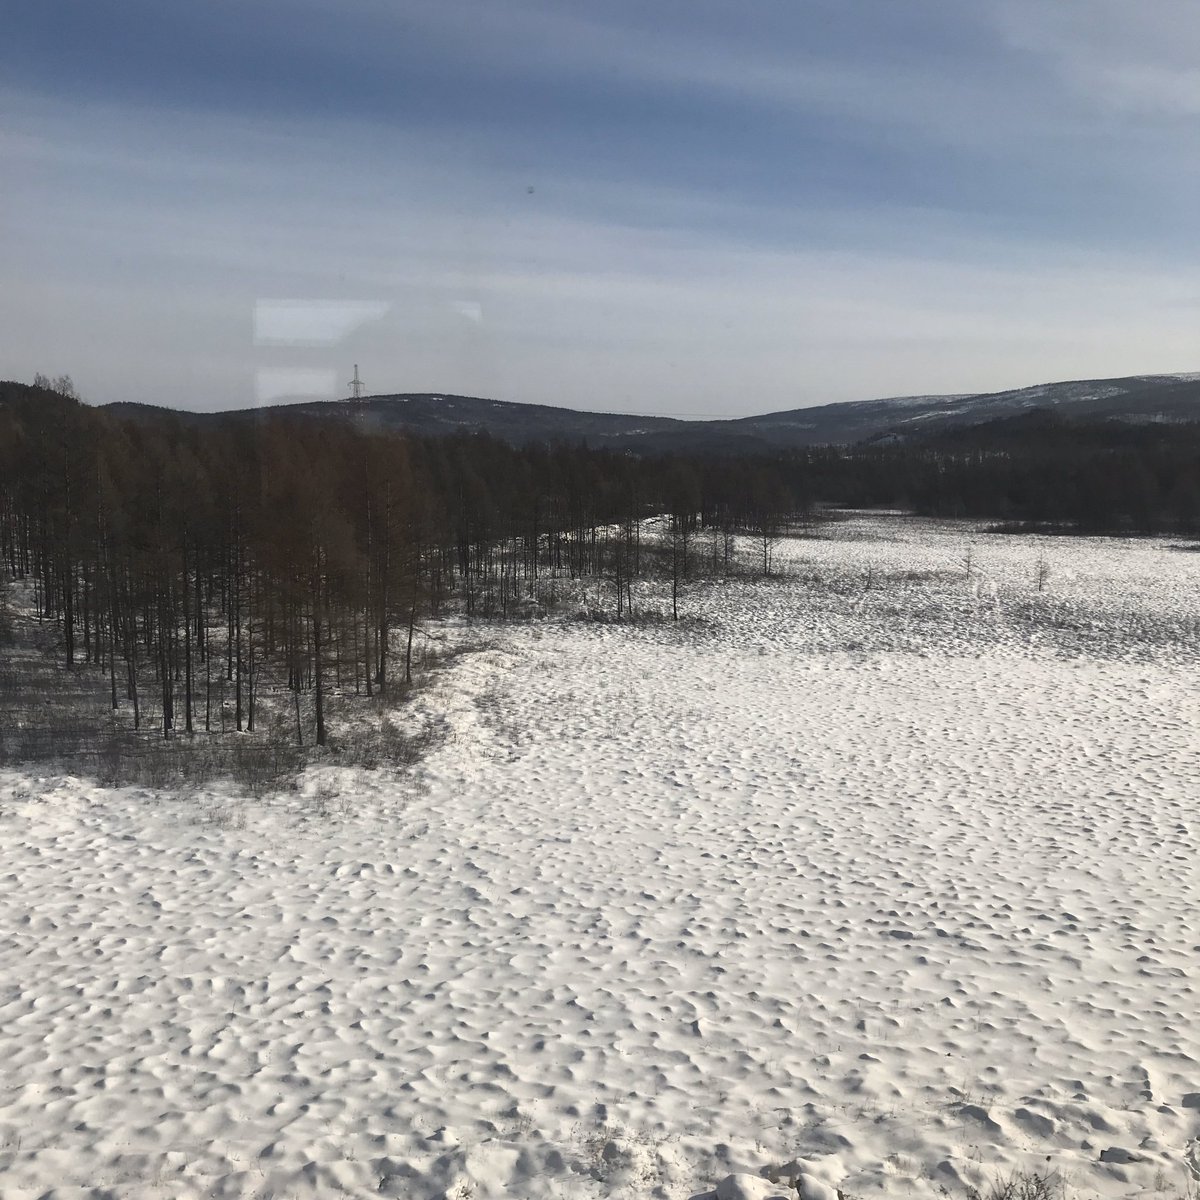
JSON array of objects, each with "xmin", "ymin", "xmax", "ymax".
[
  {"xmin": 96, "ymin": 372, "xmax": 1200, "ymax": 449},
  {"xmin": 728, "ymin": 373, "xmax": 1200, "ymax": 445}
]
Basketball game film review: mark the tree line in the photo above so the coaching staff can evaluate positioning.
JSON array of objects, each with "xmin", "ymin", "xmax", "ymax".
[
  {"xmin": 5, "ymin": 380, "xmax": 1198, "ymax": 756},
  {"xmin": 794, "ymin": 410, "xmax": 1200, "ymax": 533},
  {"xmin": 0, "ymin": 380, "xmax": 800, "ymax": 748}
]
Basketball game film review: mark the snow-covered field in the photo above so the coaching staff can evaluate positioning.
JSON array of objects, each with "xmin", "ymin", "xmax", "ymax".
[{"xmin": 2, "ymin": 515, "xmax": 1199, "ymax": 1199}]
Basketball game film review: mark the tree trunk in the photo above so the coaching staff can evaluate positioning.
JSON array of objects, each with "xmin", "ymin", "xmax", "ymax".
[
  {"xmin": 182, "ymin": 537, "xmax": 193, "ymax": 734},
  {"xmin": 405, "ymin": 591, "xmax": 417, "ymax": 684},
  {"xmin": 312, "ymin": 553, "xmax": 326, "ymax": 747}
]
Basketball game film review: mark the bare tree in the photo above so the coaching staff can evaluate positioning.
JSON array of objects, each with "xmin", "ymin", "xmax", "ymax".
[
  {"xmin": 748, "ymin": 472, "xmax": 790, "ymax": 577},
  {"xmin": 33, "ymin": 372, "xmax": 79, "ymax": 400},
  {"xmin": 1035, "ymin": 554, "xmax": 1050, "ymax": 593}
]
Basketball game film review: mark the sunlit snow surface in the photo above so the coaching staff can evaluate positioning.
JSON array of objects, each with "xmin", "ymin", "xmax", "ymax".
[{"xmin": 2, "ymin": 516, "xmax": 1199, "ymax": 1199}]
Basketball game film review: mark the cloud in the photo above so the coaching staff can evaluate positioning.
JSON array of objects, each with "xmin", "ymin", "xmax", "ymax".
[
  {"xmin": 1, "ymin": 5, "xmax": 1197, "ymax": 415},
  {"xmin": 989, "ymin": 0, "xmax": 1200, "ymax": 115}
]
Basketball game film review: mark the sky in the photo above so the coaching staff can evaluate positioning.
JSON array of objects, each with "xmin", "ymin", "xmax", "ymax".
[{"xmin": 3, "ymin": 1, "xmax": 1199, "ymax": 417}]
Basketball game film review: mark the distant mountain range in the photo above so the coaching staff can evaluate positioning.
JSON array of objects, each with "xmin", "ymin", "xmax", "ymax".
[{"xmin": 98, "ymin": 372, "xmax": 1200, "ymax": 452}]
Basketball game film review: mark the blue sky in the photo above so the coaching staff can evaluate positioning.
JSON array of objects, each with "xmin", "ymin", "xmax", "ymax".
[{"xmin": 3, "ymin": 1, "xmax": 1198, "ymax": 415}]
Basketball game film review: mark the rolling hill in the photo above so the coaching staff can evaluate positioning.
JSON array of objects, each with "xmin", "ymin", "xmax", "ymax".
[{"xmin": 90, "ymin": 371, "xmax": 1200, "ymax": 451}]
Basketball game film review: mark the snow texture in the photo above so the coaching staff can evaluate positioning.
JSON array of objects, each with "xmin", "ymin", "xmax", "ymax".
[{"xmin": 1, "ymin": 515, "xmax": 1199, "ymax": 1198}]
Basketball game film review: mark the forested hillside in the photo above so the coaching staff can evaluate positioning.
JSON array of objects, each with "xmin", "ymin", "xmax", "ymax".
[
  {"xmin": 0, "ymin": 380, "xmax": 797, "ymax": 755},
  {"xmin": 797, "ymin": 410, "xmax": 1200, "ymax": 532},
  {"xmin": 4, "ymin": 378, "xmax": 1200, "ymax": 765},
  {"xmin": 100, "ymin": 371, "xmax": 1200, "ymax": 449}
]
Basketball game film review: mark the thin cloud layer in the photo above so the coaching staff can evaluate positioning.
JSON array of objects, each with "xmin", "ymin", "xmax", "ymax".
[{"xmin": 1, "ymin": 3, "xmax": 1196, "ymax": 414}]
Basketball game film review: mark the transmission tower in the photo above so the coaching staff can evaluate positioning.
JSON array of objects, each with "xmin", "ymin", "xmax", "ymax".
[{"xmin": 347, "ymin": 364, "xmax": 366, "ymax": 401}]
